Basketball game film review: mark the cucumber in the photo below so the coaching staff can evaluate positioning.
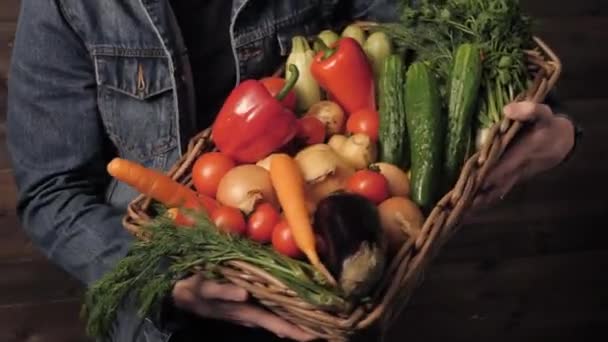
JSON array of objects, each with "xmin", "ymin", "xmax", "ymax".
[
  {"xmin": 378, "ymin": 55, "xmax": 409, "ymax": 169},
  {"xmin": 405, "ymin": 62, "xmax": 443, "ymax": 211},
  {"xmin": 445, "ymin": 43, "xmax": 482, "ymax": 188}
]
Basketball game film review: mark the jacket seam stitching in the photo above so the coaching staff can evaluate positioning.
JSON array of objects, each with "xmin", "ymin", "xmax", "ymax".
[
  {"xmin": 138, "ymin": 0, "xmax": 183, "ymax": 157},
  {"xmin": 56, "ymin": 0, "xmax": 94, "ymax": 57}
]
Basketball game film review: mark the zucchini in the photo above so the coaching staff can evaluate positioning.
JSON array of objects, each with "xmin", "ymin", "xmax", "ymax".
[
  {"xmin": 378, "ymin": 55, "xmax": 409, "ymax": 169},
  {"xmin": 445, "ymin": 43, "xmax": 482, "ymax": 188},
  {"xmin": 405, "ymin": 62, "xmax": 443, "ymax": 211}
]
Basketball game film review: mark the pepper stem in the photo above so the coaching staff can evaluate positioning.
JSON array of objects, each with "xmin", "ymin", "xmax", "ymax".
[
  {"xmin": 313, "ymin": 37, "xmax": 337, "ymax": 60},
  {"xmin": 276, "ymin": 64, "xmax": 299, "ymax": 101},
  {"xmin": 313, "ymin": 37, "xmax": 329, "ymax": 54},
  {"xmin": 323, "ymin": 47, "xmax": 337, "ymax": 60}
]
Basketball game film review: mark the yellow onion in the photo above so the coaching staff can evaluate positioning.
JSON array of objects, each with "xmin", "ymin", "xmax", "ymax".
[
  {"xmin": 294, "ymin": 144, "xmax": 354, "ymax": 211},
  {"xmin": 216, "ymin": 165, "xmax": 277, "ymax": 215}
]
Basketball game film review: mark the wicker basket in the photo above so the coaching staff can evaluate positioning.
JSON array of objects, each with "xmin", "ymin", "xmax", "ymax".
[{"xmin": 122, "ymin": 32, "xmax": 561, "ymax": 341}]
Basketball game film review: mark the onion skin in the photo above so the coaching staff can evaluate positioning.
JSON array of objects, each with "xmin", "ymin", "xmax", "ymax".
[
  {"xmin": 216, "ymin": 165, "xmax": 277, "ymax": 215},
  {"xmin": 255, "ymin": 154, "xmax": 274, "ymax": 171},
  {"xmin": 313, "ymin": 192, "xmax": 386, "ymax": 298},
  {"xmin": 294, "ymin": 144, "xmax": 351, "ymax": 183},
  {"xmin": 295, "ymin": 144, "xmax": 355, "ymax": 212},
  {"xmin": 305, "ymin": 163, "xmax": 353, "ymax": 212}
]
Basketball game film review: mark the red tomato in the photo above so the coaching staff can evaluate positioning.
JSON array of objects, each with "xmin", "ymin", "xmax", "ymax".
[
  {"xmin": 346, "ymin": 109, "xmax": 380, "ymax": 141},
  {"xmin": 346, "ymin": 170, "xmax": 390, "ymax": 204},
  {"xmin": 247, "ymin": 203, "xmax": 280, "ymax": 243},
  {"xmin": 173, "ymin": 195, "xmax": 216, "ymax": 227},
  {"xmin": 211, "ymin": 205, "xmax": 247, "ymax": 235},
  {"xmin": 272, "ymin": 219, "xmax": 303, "ymax": 258},
  {"xmin": 261, "ymin": 77, "xmax": 297, "ymax": 111},
  {"xmin": 297, "ymin": 116, "xmax": 326, "ymax": 145},
  {"xmin": 192, "ymin": 152, "xmax": 235, "ymax": 197}
]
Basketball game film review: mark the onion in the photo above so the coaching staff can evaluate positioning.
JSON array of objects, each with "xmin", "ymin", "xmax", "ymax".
[
  {"xmin": 377, "ymin": 197, "xmax": 424, "ymax": 256},
  {"xmin": 295, "ymin": 144, "xmax": 355, "ymax": 212},
  {"xmin": 295, "ymin": 144, "xmax": 352, "ymax": 183},
  {"xmin": 306, "ymin": 163, "xmax": 354, "ymax": 211},
  {"xmin": 372, "ymin": 162, "xmax": 410, "ymax": 197},
  {"xmin": 216, "ymin": 165, "xmax": 277, "ymax": 215},
  {"xmin": 255, "ymin": 154, "xmax": 274, "ymax": 171},
  {"xmin": 306, "ymin": 101, "xmax": 345, "ymax": 135},
  {"xmin": 328, "ymin": 133, "xmax": 377, "ymax": 170}
]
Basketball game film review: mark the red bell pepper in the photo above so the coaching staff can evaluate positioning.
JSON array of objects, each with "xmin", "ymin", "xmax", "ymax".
[
  {"xmin": 212, "ymin": 65, "xmax": 300, "ymax": 163},
  {"xmin": 310, "ymin": 37, "xmax": 375, "ymax": 115},
  {"xmin": 261, "ymin": 77, "xmax": 297, "ymax": 111}
]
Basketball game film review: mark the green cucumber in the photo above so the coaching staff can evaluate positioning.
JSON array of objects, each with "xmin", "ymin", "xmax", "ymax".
[
  {"xmin": 378, "ymin": 54, "xmax": 409, "ymax": 169},
  {"xmin": 445, "ymin": 43, "xmax": 482, "ymax": 188},
  {"xmin": 405, "ymin": 62, "xmax": 443, "ymax": 211}
]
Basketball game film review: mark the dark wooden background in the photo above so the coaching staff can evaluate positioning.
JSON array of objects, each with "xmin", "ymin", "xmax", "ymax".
[{"xmin": 1, "ymin": 1, "xmax": 607, "ymax": 341}]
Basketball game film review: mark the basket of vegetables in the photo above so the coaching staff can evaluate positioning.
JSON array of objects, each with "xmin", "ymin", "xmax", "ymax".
[{"xmin": 83, "ymin": 1, "xmax": 562, "ymax": 341}]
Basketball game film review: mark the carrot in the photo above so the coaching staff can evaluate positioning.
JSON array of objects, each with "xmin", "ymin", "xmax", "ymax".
[
  {"xmin": 107, "ymin": 158, "xmax": 216, "ymax": 214},
  {"xmin": 269, "ymin": 154, "xmax": 337, "ymax": 286}
]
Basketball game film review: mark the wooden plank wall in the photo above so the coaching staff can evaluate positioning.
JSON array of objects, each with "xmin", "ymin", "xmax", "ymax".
[{"xmin": 1, "ymin": 1, "xmax": 607, "ymax": 341}]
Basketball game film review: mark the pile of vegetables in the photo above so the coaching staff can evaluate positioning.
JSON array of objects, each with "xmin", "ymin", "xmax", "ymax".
[{"xmin": 83, "ymin": 0, "xmax": 535, "ymax": 338}]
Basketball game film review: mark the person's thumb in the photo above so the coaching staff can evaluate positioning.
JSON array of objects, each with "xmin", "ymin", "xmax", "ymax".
[{"xmin": 504, "ymin": 102, "xmax": 552, "ymax": 123}]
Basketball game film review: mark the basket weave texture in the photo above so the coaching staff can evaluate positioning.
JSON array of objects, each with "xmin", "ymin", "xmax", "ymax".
[{"xmin": 123, "ymin": 36, "xmax": 561, "ymax": 341}]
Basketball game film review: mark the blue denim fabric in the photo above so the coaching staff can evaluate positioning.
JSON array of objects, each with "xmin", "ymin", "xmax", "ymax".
[{"xmin": 6, "ymin": 0, "xmax": 399, "ymax": 341}]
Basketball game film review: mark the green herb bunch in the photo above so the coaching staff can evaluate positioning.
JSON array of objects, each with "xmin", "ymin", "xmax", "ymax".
[
  {"xmin": 378, "ymin": 0, "xmax": 533, "ymax": 131},
  {"xmin": 81, "ymin": 209, "xmax": 347, "ymax": 339}
]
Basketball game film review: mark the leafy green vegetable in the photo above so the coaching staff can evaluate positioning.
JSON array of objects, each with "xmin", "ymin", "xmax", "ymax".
[
  {"xmin": 82, "ymin": 210, "xmax": 347, "ymax": 339},
  {"xmin": 377, "ymin": 0, "xmax": 533, "ymax": 130}
]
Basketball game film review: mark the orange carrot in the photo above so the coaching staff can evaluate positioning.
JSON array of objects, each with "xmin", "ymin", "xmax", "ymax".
[
  {"xmin": 269, "ymin": 154, "xmax": 337, "ymax": 286},
  {"xmin": 107, "ymin": 158, "xmax": 216, "ymax": 214}
]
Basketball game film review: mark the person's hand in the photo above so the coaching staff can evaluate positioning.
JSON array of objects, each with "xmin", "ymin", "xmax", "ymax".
[
  {"xmin": 471, "ymin": 101, "xmax": 575, "ymax": 211},
  {"xmin": 172, "ymin": 274, "xmax": 316, "ymax": 341}
]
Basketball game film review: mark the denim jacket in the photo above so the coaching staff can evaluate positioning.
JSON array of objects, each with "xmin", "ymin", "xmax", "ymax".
[{"xmin": 7, "ymin": 0, "xmax": 399, "ymax": 341}]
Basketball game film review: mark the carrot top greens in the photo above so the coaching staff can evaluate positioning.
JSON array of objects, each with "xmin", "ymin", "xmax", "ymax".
[{"xmin": 378, "ymin": 0, "xmax": 532, "ymax": 128}]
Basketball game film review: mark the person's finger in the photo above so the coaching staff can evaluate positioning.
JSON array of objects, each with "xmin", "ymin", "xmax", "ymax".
[
  {"xmin": 503, "ymin": 102, "xmax": 552, "ymax": 123},
  {"xmin": 490, "ymin": 173, "xmax": 520, "ymax": 203},
  {"xmin": 469, "ymin": 171, "xmax": 519, "ymax": 219},
  {"xmin": 198, "ymin": 279, "xmax": 249, "ymax": 302},
  {"xmin": 482, "ymin": 148, "xmax": 521, "ymax": 192},
  {"xmin": 482, "ymin": 124, "xmax": 539, "ymax": 190},
  {"xmin": 172, "ymin": 276, "xmax": 200, "ymax": 310},
  {"xmin": 470, "ymin": 191, "xmax": 488, "ymax": 212},
  {"xmin": 227, "ymin": 304, "xmax": 316, "ymax": 342},
  {"xmin": 196, "ymin": 301, "xmax": 317, "ymax": 341}
]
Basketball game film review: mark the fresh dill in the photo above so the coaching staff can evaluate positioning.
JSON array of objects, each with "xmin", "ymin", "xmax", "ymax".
[{"xmin": 81, "ymin": 210, "xmax": 347, "ymax": 338}]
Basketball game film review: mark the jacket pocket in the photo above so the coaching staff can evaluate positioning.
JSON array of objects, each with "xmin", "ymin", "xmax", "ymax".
[{"xmin": 94, "ymin": 50, "xmax": 177, "ymax": 162}]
